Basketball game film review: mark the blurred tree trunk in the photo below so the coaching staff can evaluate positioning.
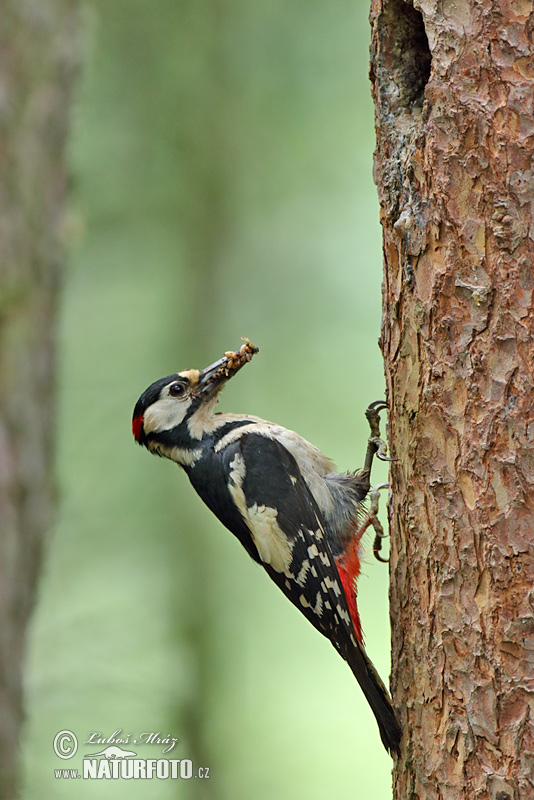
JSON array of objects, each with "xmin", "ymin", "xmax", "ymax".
[
  {"xmin": 0, "ymin": 2, "xmax": 79, "ymax": 796},
  {"xmin": 165, "ymin": 7, "xmax": 235, "ymax": 796},
  {"xmin": 370, "ymin": 1, "xmax": 534, "ymax": 797}
]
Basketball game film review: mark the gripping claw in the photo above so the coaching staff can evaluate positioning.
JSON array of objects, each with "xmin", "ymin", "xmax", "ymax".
[
  {"xmin": 358, "ymin": 402, "xmax": 395, "ymax": 563},
  {"xmin": 355, "ymin": 483, "xmax": 391, "ymax": 563}
]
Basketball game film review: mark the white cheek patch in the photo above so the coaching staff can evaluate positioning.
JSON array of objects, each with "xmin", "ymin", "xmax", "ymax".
[{"xmin": 143, "ymin": 394, "xmax": 192, "ymax": 434}]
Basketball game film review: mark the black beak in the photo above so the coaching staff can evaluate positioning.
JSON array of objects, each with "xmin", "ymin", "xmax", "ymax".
[
  {"xmin": 196, "ymin": 357, "xmax": 229, "ymax": 396},
  {"xmin": 195, "ymin": 340, "xmax": 259, "ymax": 398}
]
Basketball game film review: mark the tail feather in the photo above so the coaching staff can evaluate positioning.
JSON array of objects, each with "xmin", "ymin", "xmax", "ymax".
[{"xmin": 347, "ymin": 641, "xmax": 401, "ymax": 756}]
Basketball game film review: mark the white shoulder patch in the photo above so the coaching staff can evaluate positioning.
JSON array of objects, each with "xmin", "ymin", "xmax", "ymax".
[
  {"xmin": 247, "ymin": 503, "xmax": 294, "ymax": 573},
  {"xmin": 227, "ymin": 453, "xmax": 294, "ymax": 573},
  {"xmin": 227, "ymin": 453, "xmax": 248, "ymax": 518}
]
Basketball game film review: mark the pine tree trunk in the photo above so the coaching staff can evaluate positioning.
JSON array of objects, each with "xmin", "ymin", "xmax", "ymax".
[
  {"xmin": 370, "ymin": 1, "xmax": 534, "ymax": 797},
  {"xmin": 0, "ymin": 3, "xmax": 79, "ymax": 796}
]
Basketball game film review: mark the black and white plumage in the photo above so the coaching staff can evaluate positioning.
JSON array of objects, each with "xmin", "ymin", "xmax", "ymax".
[{"xmin": 132, "ymin": 345, "xmax": 401, "ymax": 755}]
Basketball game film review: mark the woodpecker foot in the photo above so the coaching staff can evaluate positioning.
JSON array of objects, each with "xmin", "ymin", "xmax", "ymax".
[
  {"xmin": 365, "ymin": 400, "xmax": 386, "ymax": 438},
  {"xmin": 365, "ymin": 401, "xmax": 395, "ymax": 463},
  {"xmin": 369, "ymin": 483, "xmax": 391, "ymax": 563},
  {"xmin": 355, "ymin": 483, "xmax": 391, "ymax": 563},
  {"xmin": 359, "ymin": 401, "xmax": 395, "ymax": 497}
]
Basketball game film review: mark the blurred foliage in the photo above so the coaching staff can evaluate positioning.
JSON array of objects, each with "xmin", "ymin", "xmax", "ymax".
[{"xmin": 22, "ymin": 1, "xmax": 393, "ymax": 798}]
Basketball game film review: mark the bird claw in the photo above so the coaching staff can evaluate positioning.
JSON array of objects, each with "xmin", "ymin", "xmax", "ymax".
[
  {"xmin": 369, "ymin": 483, "xmax": 391, "ymax": 563},
  {"xmin": 360, "ymin": 402, "xmax": 395, "ymax": 564},
  {"xmin": 362, "ymin": 400, "xmax": 397, "ymax": 476},
  {"xmin": 365, "ymin": 400, "xmax": 388, "ymax": 439},
  {"xmin": 355, "ymin": 483, "xmax": 391, "ymax": 563},
  {"xmin": 371, "ymin": 436, "xmax": 396, "ymax": 462}
]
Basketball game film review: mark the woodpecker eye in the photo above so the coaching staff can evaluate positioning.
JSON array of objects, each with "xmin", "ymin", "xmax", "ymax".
[{"xmin": 169, "ymin": 381, "xmax": 187, "ymax": 398}]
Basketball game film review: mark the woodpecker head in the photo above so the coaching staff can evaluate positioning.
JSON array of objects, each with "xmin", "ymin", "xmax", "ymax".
[{"xmin": 132, "ymin": 340, "xmax": 258, "ymax": 454}]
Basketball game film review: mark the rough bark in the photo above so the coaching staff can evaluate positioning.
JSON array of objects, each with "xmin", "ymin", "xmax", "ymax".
[
  {"xmin": 0, "ymin": 3, "xmax": 79, "ymax": 796},
  {"xmin": 369, "ymin": 1, "xmax": 534, "ymax": 797}
]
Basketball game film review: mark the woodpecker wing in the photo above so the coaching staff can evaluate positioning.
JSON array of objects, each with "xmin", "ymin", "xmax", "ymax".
[
  {"xmin": 218, "ymin": 430, "xmax": 400, "ymax": 755},
  {"xmin": 220, "ymin": 432, "xmax": 352, "ymax": 636}
]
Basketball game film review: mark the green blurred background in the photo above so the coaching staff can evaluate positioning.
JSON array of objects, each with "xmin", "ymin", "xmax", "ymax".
[{"xmin": 22, "ymin": 1, "xmax": 392, "ymax": 797}]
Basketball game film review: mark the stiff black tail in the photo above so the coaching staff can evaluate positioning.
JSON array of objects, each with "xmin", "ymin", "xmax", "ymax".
[{"xmin": 347, "ymin": 641, "xmax": 401, "ymax": 756}]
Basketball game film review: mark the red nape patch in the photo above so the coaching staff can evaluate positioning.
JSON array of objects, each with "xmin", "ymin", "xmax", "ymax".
[
  {"xmin": 132, "ymin": 415, "xmax": 144, "ymax": 442},
  {"xmin": 336, "ymin": 541, "xmax": 363, "ymax": 644}
]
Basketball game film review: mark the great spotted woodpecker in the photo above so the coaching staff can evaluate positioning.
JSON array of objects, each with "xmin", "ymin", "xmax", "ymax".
[{"xmin": 132, "ymin": 340, "xmax": 401, "ymax": 755}]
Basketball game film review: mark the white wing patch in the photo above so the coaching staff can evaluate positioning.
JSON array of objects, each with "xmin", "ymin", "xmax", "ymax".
[
  {"xmin": 322, "ymin": 576, "xmax": 342, "ymax": 596},
  {"xmin": 307, "ymin": 539, "xmax": 330, "ymax": 565},
  {"xmin": 336, "ymin": 603, "xmax": 352, "ymax": 627},
  {"xmin": 225, "ymin": 442, "xmax": 342, "ymax": 629},
  {"xmin": 308, "ymin": 544, "xmax": 319, "ymax": 559},
  {"xmin": 227, "ymin": 453, "xmax": 294, "ymax": 573},
  {"xmin": 247, "ymin": 503, "xmax": 294, "ymax": 573},
  {"xmin": 299, "ymin": 592, "xmax": 324, "ymax": 616},
  {"xmin": 228, "ymin": 453, "xmax": 248, "ymax": 517},
  {"xmin": 295, "ymin": 558, "xmax": 310, "ymax": 586}
]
